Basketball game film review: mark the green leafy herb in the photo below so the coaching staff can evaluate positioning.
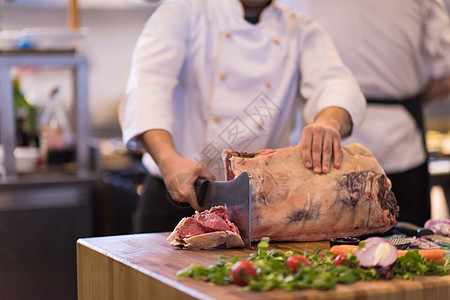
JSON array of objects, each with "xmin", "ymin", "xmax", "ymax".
[
  {"xmin": 176, "ymin": 238, "xmax": 450, "ymax": 291},
  {"xmin": 391, "ymin": 250, "xmax": 450, "ymax": 280},
  {"xmin": 176, "ymin": 255, "xmax": 234, "ymax": 285}
]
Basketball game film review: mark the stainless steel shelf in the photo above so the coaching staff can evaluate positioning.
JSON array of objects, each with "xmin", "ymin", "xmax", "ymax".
[{"xmin": 0, "ymin": 51, "xmax": 90, "ymax": 177}]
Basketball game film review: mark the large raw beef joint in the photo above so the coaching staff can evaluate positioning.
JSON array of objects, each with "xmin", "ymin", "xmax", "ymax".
[{"xmin": 224, "ymin": 143, "xmax": 399, "ymax": 242}]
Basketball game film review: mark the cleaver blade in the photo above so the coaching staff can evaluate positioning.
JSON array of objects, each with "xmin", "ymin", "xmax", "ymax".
[{"xmin": 195, "ymin": 171, "xmax": 252, "ymax": 248}]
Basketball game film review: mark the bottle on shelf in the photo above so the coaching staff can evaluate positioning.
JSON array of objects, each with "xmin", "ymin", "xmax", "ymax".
[
  {"xmin": 13, "ymin": 77, "xmax": 38, "ymax": 148},
  {"xmin": 39, "ymin": 86, "xmax": 75, "ymax": 167}
]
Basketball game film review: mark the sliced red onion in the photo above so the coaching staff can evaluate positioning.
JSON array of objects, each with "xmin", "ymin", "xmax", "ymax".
[
  {"xmin": 355, "ymin": 238, "xmax": 398, "ymax": 273},
  {"xmin": 424, "ymin": 220, "xmax": 450, "ymax": 237},
  {"xmin": 362, "ymin": 237, "xmax": 389, "ymax": 248}
]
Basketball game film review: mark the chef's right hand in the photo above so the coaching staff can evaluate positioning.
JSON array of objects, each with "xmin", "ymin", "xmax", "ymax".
[
  {"xmin": 299, "ymin": 107, "xmax": 352, "ymax": 174},
  {"xmin": 160, "ymin": 154, "xmax": 215, "ymax": 211}
]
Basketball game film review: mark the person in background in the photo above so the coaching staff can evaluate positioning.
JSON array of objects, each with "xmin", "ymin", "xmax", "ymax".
[
  {"xmin": 119, "ymin": 0, "xmax": 366, "ymax": 233},
  {"xmin": 281, "ymin": 0, "xmax": 450, "ymax": 226}
]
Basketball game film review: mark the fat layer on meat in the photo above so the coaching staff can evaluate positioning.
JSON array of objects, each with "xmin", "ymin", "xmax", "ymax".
[{"xmin": 223, "ymin": 143, "xmax": 399, "ymax": 242}]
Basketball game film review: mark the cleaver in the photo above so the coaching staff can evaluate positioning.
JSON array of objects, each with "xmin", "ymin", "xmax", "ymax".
[
  {"xmin": 194, "ymin": 171, "xmax": 252, "ymax": 248},
  {"xmin": 394, "ymin": 221, "xmax": 450, "ymax": 245}
]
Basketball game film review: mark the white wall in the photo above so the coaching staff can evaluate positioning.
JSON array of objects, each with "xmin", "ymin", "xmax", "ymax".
[{"xmin": 2, "ymin": 3, "xmax": 157, "ymax": 136}]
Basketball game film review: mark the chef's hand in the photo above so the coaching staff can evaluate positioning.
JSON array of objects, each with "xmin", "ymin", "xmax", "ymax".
[
  {"xmin": 160, "ymin": 155, "xmax": 215, "ymax": 211},
  {"xmin": 299, "ymin": 107, "xmax": 352, "ymax": 174},
  {"xmin": 422, "ymin": 75, "xmax": 450, "ymax": 104},
  {"xmin": 138, "ymin": 129, "xmax": 215, "ymax": 211}
]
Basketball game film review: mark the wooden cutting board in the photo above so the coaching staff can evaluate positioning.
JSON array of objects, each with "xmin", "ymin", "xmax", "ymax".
[{"xmin": 77, "ymin": 232, "xmax": 450, "ymax": 300}]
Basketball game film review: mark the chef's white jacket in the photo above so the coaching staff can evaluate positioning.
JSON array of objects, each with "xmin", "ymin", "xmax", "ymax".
[
  {"xmin": 120, "ymin": 0, "xmax": 366, "ymax": 180},
  {"xmin": 282, "ymin": 0, "xmax": 450, "ymax": 174}
]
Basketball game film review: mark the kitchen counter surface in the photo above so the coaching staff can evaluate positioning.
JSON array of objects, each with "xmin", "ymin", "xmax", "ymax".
[{"xmin": 77, "ymin": 232, "xmax": 450, "ymax": 300}]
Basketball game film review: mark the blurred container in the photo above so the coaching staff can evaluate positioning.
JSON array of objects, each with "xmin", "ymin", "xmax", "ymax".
[
  {"xmin": 17, "ymin": 27, "xmax": 90, "ymax": 51},
  {"xmin": 0, "ymin": 146, "xmax": 40, "ymax": 174},
  {"xmin": 14, "ymin": 147, "xmax": 40, "ymax": 173},
  {"xmin": 0, "ymin": 30, "xmax": 21, "ymax": 51},
  {"xmin": 39, "ymin": 86, "xmax": 75, "ymax": 166}
]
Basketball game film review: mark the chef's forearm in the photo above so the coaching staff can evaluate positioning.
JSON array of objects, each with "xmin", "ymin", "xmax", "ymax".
[
  {"xmin": 137, "ymin": 129, "xmax": 179, "ymax": 170},
  {"xmin": 422, "ymin": 75, "xmax": 450, "ymax": 104},
  {"xmin": 314, "ymin": 106, "xmax": 352, "ymax": 137}
]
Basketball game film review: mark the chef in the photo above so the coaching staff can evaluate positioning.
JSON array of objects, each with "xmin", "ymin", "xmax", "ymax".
[
  {"xmin": 282, "ymin": 0, "xmax": 450, "ymax": 225},
  {"xmin": 119, "ymin": 0, "xmax": 366, "ymax": 233}
]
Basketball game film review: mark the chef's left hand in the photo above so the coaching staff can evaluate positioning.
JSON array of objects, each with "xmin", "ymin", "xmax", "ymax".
[{"xmin": 299, "ymin": 107, "xmax": 352, "ymax": 174}]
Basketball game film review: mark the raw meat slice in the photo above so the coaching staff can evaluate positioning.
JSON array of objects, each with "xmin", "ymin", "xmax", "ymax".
[
  {"xmin": 168, "ymin": 206, "xmax": 245, "ymax": 249},
  {"xmin": 223, "ymin": 143, "xmax": 399, "ymax": 242}
]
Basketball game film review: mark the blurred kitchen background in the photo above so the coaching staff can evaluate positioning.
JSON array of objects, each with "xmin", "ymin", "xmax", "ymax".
[
  {"xmin": 0, "ymin": 1, "xmax": 159, "ymax": 299},
  {"xmin": 0, "ymin": 0, "xmax": 449, "ymax": 299}
]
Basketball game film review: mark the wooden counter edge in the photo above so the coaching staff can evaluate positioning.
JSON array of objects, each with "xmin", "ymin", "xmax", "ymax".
[
  {"xmin": 76, "ymin": 238, "xmax": 211, "ymax": 300},
  {"xmin": 76, "ymin": 234, "xmax": 450, "ymax": 300}
]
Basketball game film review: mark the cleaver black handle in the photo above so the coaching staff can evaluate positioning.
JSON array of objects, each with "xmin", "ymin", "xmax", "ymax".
[
  {"xmin": 394, "ymin": 221, "xmax": 434, "ymax": 237},
  {"xmin": 194, "ymin": 177, "xmax": 209, "ymax": 208},
  {"xmin": 166, "ymin": 177, "xmax": 209, "ymax": 209}
]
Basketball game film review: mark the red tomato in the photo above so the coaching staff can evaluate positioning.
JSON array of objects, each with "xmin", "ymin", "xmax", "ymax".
[
  {"xmin": 286, "ymin": 255, "xmax": 312, "ymax": 273},
  {"xmin": 231, "ymin": 260, "xmax": 257, "ymax": 286},
  {"xmin": 334, "ymin": 254, "xmax": 347, "ymax": 266}
]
